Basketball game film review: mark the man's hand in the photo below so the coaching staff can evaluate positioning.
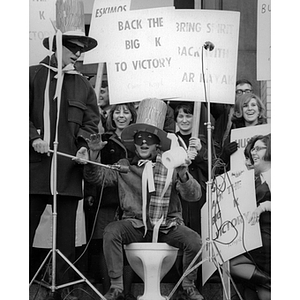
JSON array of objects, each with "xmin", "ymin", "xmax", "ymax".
[
  {"xmin": 32, "ymin": 138, "xmax": 49, "ymax": 154},
  {"xmin": 73, "ymin": 147, "xmax": 89, "ymax": 164}
]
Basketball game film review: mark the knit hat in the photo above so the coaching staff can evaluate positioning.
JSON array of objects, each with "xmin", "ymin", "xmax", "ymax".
[{"xmin": 121, "ymin": 98, "xmax": 171, "ymax": 152}]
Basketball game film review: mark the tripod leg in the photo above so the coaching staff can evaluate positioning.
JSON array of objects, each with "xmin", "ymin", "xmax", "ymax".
[
  {"xmin": 56, "ymin": 249, "xmax": 107, "ymax": 300},
  {"xmin": 30, "ymin": 250, "xmax": 53, "ymax": 286}
]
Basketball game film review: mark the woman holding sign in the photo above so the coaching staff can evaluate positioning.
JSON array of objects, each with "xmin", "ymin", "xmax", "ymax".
[
  {"xmin": 230, "ymin": 134, "xmax": 271, "ymax": 300},
  {"xmin": 215, "ymin": 92, "xmax": 268, "ymax": 172}
]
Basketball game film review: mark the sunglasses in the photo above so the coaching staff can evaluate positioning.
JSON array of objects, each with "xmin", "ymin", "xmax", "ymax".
[
  {"xmin": 134, "ymin": 132, "xmax": 159, "ymax": 146},
  {"xmin": 63, "ymin": 40, "xmax": 84, "ymax": 54}
]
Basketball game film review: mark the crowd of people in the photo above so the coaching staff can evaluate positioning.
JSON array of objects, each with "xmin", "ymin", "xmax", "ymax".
[{"xmin": 29, "ymin": 11, "xmax": 271, "ymax": 300}]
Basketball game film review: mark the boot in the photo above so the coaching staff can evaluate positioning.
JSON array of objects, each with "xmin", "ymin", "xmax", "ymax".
[{"xmin": 249, "ymin": 268, "xmax": 271, "ymax": 290}]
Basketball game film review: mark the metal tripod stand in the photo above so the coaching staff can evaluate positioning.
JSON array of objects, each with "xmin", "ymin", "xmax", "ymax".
[
  {"xmin": 29, "ymin": 140, "xmax": 107, "ymax": 300},
  {"xmin": 167, "ymin": 42, "xmax": 244, "ymax": 300},
  {"xmin": 29, "ymin": 31, "xmax": 106, "ymax": 299}
]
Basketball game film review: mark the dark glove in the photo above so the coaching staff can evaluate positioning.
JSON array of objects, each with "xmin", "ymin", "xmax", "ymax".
[
  {"xmin": 86, "ymin": 133, "xmax": 108, "ymax": 161},
  {"xmin": 220, "ymin": 141, "xmax": 238, "ymax": 163}
]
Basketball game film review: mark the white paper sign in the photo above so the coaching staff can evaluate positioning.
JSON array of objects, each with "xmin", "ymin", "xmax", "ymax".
[
  {"xmin": 230, "ymin": 124, "xmax": 271, "ymax": 171},
  {"xmin": 105, "ymin": 7, "xmax": 177, "ymax": 104},
  {"xmin": 201, "ymin": 169, "xmax": 262, "ymax": 284},
  {"xmin": 29, "ymin": 0, "xmax": 56, "ymax": 66},
  {"xmin": 257, "ymin": 0, "xmax": 271, "ymax": 81},
  {"xmin": 84, "ymin": 0, "xmax": 132, "ymax": 64},
  {"xmin": 169, "ymin": 9, "xmax": 240, "ymax": 104},
  {"xmin": 88, "ymin": 8, "xmax": 239, "ymax": 104}
]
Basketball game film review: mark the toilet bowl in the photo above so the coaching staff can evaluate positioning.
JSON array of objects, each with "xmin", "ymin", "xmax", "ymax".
[{"xmin": 124, "ymin": 242, "xmax": 178, "ymax": 300}]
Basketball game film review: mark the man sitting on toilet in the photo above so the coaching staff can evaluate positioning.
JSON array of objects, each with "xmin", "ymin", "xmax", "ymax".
[{"xmin": 82, "ymin": 98, "xmax": 205, "ymax": 300}]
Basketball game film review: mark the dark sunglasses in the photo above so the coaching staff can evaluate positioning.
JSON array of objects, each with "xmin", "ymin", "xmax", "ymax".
[
  {"xmin": 134, "ymin": 132, "xmax": 159, "ymax": 146},
  {"xmin": 63, "ymin": 40, "xmax": 84, "ymax": 54}
]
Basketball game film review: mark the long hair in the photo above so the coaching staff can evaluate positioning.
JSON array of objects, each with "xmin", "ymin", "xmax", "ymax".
[
  {"xmin": 106, "ymin": 102, "xmax": 137, "ymax": 132},
  {"xmin": 232, "ymin": 93, "xmax": 267, "ymax": 128}
]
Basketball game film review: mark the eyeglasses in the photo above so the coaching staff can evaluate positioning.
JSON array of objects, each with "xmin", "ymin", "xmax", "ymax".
[
  {"xmin": 250, "ymin": 146, "xmax": 267, "ymax": 154},
  {"xmin": 63, "ymin": 40, "xmax": 84, "ymax": 55},
  {"xmin": 236, "ymin": 89, "xmax": 252, "ymax": 95},
  {"xmin": 134, "ymin": 132, "xmax": 159, "ymax": 146}
]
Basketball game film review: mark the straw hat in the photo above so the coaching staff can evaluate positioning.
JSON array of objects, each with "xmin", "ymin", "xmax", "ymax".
[
  {"xmin": 121, "ymin": 98, "xmax": 171, "ymax": 152},
  {"xmin": 43, "ymin": 0, "xmax": 97, "ymax": 53}
]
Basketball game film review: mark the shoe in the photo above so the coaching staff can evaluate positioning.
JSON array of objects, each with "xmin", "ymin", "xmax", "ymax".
[
  {"xmin": 124, "ymin": 292, "xmax": 137, "ymax": 300},
  {"xmin": 249, "ymin": 268, "xmax": 271, "ymax": 290},
  {"xmin": 183, "ymin": 286, "xmax": 205, "ymax": 300},
  {"xmin": 104, "ymin": 287, "xmax": 125, "ymax": 300}
]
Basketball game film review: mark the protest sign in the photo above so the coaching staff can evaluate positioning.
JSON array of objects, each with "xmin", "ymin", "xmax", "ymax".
[
  {"xmin": 29, "ymin": 0, "xmax": 55, "ymax": 66},
  {"xmin": 257, "ymin": 0, "xmax": 271, "ymax": 81},
  {"xmin": 87, "ymin": 8, "xmax": 239, "ymax": 104},
  {"xmin": 201, "ymin": 169, "xmax": 262, "ymax": 284},
  {"xmin": 100, "ymin": 7, "xmax": 177, "ymax": 104},
  {"xmin": 83, "ymin": 0, "xmax": 132, "ymax": 64},
  {"xmin": 169, "ymin": 9, "xmax": 240, "ymax": 104},
  {"xmin": 84, "ymin": 0, "xmax": 174, "ymax": 64},
  {"xmin": 230, "ymin": 124, "xmax": 271, "ymax": 171}
]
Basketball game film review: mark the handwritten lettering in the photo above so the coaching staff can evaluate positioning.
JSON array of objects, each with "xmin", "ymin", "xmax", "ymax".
[{"xmin": 95, "ymin": 5, "xmax": 127, "ymax": 18}]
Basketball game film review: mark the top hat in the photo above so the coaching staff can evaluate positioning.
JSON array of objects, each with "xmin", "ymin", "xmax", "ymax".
[
  {"xmin": 121, "ymin": 98, "xmax": 171, "ymax": 152},
  {"xmin": 43, "ymin": 0, "xmax": 97, "ymax": 53}
]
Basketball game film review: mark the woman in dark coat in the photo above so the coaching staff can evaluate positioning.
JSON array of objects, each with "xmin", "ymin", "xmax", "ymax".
[
  {"xmin": 84, "ymin": 103, "xmax": 137, "ymax": 295},
  {"xmin": 230, "ymin": 134, "xmax": 271, "ymax": 300}
]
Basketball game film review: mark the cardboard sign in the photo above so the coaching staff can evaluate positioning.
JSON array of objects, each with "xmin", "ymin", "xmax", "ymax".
[
  {"xmin": 201, "ymin": 169, "xmax": 262, "ymax": 284},
  {"xmin": 29, "ymin": 0, "xmax": 56, "ymax": 66},
  {"xmin": 257, "ymin": 0, "xmax": 271, "ymax": 81},
  {"xmin": 230, "ymin": 124, "xmax": 271, "ymax": 171},
  {"xmin": 84, "ymin": 0, "xmax": 133, "ymax": 64},
  {"xmin": 168, "ymin": 9, "xmax": 240, "ymax": 104},
  {"xmin": 90, "ymin": 7, "xmax": 176, "ymax": 104},
  {"xmin": 87, "ymin": 8, "xmax": 240, "ymax": 104}
]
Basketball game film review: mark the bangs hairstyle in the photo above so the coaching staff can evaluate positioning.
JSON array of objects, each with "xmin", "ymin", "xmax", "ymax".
[
  {"xmin": 106, "ymin": 102, "xmax": 137, "ymax": 131},
  {"xmin": 246, "ymin": 134, "xmax": 271, "ymax": 164},
  {"xmin": 174, "ymin": 102, "xmax": 194, "ymax": 120},
  {"xmin": 232, "ymin": 93, "xmax": 267, "ymax": 127}
]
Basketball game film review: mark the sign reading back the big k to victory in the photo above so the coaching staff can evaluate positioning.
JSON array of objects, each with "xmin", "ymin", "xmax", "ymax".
[
  {"xmin": 201, "ymin": 169, "xmax": 262, "ymax": 284},
  {"xmin": 85, "ymin": 5, "xmax": 240, "ymax": 104}
]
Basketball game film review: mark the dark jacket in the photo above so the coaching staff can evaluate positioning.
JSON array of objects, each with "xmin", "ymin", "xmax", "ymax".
[{"xmin": 29, "ymin": 56, "xmax": 100, "ymax": 198}]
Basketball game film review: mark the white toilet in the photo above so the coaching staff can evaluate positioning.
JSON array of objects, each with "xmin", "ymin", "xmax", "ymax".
[{"xmin": 124, "ymin": 243, "xmax": 178, "ymax": 300}]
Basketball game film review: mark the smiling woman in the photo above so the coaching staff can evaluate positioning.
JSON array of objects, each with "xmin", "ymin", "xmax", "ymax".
[{"xmin": 232, "ymin": 93, "xmax": 267, "ymax": 128}]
